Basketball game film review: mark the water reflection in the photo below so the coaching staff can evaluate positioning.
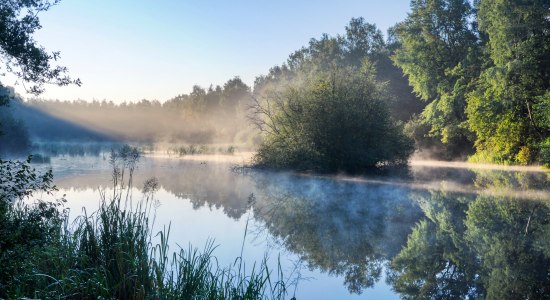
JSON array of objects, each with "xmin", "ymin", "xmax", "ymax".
[
  {"xmin": 249, "ymin": 173, "xmax": 423, "ymax": 294},
  {"xmin": 47, "ymin": 156, "xmax": 550, "ymax": 298},
  {"xmin": 389, "ymin": 191, "xmax": 550, "ymax": 299}
]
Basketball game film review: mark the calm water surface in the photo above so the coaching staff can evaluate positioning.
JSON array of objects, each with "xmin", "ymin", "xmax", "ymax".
[{"xmin": 34, "ymin": 155, "xmax": 550, "ymax": 299}]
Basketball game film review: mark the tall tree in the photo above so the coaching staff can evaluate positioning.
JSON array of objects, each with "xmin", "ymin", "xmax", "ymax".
[
  {"xmin": 392, "ymin": 0, "xmax": 481, "ymax": 157},
  {"xmin": 255, "ymin": 18, "xmax": 422, "ymax": 123},
  {"xmin": 221, "ymin": 76, "xmax": 250, "ymax": 115},
  {"xmin": 466, "ymin": 0, "xmax": 550, "ymax": 164}
]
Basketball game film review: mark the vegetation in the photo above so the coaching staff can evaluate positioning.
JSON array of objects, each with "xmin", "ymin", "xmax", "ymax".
[
  {"xmin": 21, "ymin": 77, "xmax": 254, "ymax": 145},
  {"xmin": 250, "ymin": 18, "xmax": 417, "ymax": 172},
  {"xmin": 392, "ymin": 0, "xmax": 550, "ymax": 164},
  {"xmin": 0, "ymin": 150, "xmax": 290, "ymax": 299},
  {"xmin": 0, "ymin": 0, "xmax": 80, "ymax": 97},
  {"xmin": 2, "ymin": 1, "xmax": 550, "ymax": 166},
  {"xmin": 254, "ymin": 17, "xmax": 424, "ymax": 124},
  {"xmin": 0, "ymin": 86, "xmax": 32, "ymax": 156},
  {"xmin": 251, "ymin": 65, "xmax": 414, "ymax": 172},
  {"xmin": 0, "ymin": 105, "xmax": 31, "ymax": 156},
  {"xmin": 168, "ymin": 144, "xmax": 237, "ymax": 156}
]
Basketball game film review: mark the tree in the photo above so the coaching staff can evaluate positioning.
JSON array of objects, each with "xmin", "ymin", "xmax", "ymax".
[
  {"xmin": 0, "ymin": 85, "xmax": 30, "ymax": 154},
  {"xmin": 466, "ymin": 0, "xmax": 550, "ymax": 164},
  {"xmin": 255, "ymin": 18, "xmax": 423, "ymax": 124},
  {"xmin": 388, "ymin": 191, "xmax": 483, "ymax": 299},
  {"xmin": 0, "ymin": 0, "xmax": 80, "ymax": 99},
  {"xmin": 250, "ymin": 64, "xmax": 414, "ymax": 173},
  {"xmin": 392, "ymin": 0, "xmax": 481, "ymax": 158},
  {"xmin": 221, "ymin": 76, "xmax": 250, "ymax": 115},
  {"xmin": 0, "ymin": 0, "xmax": 79, "ymax": 154}
]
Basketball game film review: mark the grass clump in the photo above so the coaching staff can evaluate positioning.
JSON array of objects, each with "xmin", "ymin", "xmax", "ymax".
[{"xmin": 0, "ymin": 147, "xmax": 290, "ymax": 299}]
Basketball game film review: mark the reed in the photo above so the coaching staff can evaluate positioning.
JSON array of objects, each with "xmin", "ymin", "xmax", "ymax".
[{"xmin": 0, "ymin": 147, "xmax": 291, "ymax": 299}]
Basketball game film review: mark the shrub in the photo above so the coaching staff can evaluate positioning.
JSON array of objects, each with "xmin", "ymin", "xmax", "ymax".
[
  {"xmin": 250, "ymin": 65, "xmax": 414, "ymax": 173},
  {"xmin": 539, "ymin": 138, "xmax": 550, "ymax": 168}
]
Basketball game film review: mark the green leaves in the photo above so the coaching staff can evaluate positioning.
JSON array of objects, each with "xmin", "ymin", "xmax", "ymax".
[
  {"xmin": 392, "ymin": 0, "xmax": 480, "ymax": 158},
  {"xmin": 465, "ymin": 0, "xmax": 550, "ymax": 164},
  {"xmin": 392, "ymin": 0, "xmax": 550, "ymax": 163},
  {"xmin": 0, "ymin": 0, "xmax": 80, "ymax": 95},
  {"xmin": 0, "ymin": 156, "xmax": 56, "ymax": 204},
  {"xmin": 252, "ymin": 65, "xmax": 414, "ymax": 172}
]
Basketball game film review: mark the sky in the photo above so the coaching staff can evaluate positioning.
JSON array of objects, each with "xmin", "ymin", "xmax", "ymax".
[{"xmin": 7, "ymin": 0, "xmax": 411, "ymax": 103}]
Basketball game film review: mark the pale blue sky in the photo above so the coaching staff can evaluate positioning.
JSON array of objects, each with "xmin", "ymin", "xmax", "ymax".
[{"xmin": 9, "ymin": 0, "xmax": 411, "ymax": 103}]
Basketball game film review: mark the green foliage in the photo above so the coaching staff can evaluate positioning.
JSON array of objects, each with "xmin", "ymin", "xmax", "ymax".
[
  {"xmin": 391, "ymin": 0, "xmax": 550, "ymax": 163},
  {"xmin": 539, "ymin": 138, "xmax": 550, "ymax": 168},
  {"xmin": 0, "ymin": 156, "xmax": 63, "ymax": 293},
  {"xmin": 255, "ymin": 18, "xmax": 423, "ymax": 124},
  {"xmin": 0, "ymin": 156, "xmax": 55, "ymax": 202},
  {"xmin": 0, "ymin": 0, "xmax": 80, "ymax": 95},
  {"xmin": 0, "ymin": 148, "xmax": 289, "ymax": 299},
  {"xmin": 391, "ymin": 0, "xmax": 480, "ymax": 157},
  {"xmin": 465, "ymin": 0, "xmax": 550, "ymax": 164},
  {"xmin": 466, "ymin": 78, "xmax": 527, "ymax": 164},
  {"xmin": 252, "ymin": 66, "xmax": 414, "ymax": 173}
]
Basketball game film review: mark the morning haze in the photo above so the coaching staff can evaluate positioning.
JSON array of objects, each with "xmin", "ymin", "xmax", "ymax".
[{"xmin": 1, "ymin": 0, "xmax": 550, "ymax": 299}]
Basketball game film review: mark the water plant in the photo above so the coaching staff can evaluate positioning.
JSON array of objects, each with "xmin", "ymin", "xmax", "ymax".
[{"xmin": 0, "ymin": 147, "xmax": 291, "ymax": 299}]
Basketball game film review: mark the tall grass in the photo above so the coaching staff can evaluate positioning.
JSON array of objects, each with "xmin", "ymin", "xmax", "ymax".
[{"xmin": 0, "ymin": 147, "xmax": 291, "ymax": 299}]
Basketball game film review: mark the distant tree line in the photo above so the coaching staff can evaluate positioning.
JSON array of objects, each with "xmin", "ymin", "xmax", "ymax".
[{"xmin": 24, "ymin": 76, "xmax": 255, "ymax": 144}]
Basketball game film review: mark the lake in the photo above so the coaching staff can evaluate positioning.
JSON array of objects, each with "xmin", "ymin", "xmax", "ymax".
[{"xmin": 33, "ymin": 153, "xmax": 550, "ymax": 299}]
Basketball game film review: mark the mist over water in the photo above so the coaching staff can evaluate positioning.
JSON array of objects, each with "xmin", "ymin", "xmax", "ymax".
[{"xmin": 33, "ymin": 154, "xmax": 550, "ymax": 299}]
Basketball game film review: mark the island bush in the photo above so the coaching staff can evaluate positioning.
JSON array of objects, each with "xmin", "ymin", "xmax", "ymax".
[{"xmin": 251, "ymin": 65, "xmax": 414, "ymax": 173}]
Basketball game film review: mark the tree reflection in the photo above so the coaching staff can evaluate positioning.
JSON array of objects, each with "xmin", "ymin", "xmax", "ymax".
[
  {"xmin": 465, "ymin": 196, "xmax": 550, "ymax": 298},
  {"xmin": 387, "ymin": 191, "xmax": 483, "ymax": 299},
  {"xmin": 250, "ymin": 173, "xmax": 422, "ymax": 294},
  {"xmin": 388, "ymin": 190, "xmax": 550, "ymax": 299},
  {"xmin": 51, "ymin": 158, "xmax": 550, "ymax": 297}
]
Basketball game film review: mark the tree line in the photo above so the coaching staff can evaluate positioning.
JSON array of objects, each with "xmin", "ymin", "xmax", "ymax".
[
  {"xmin": 11, "ymin": 77, "xmax": 255, "ymax": 146},
  {"xmin": 393, "ymin": 0, "xmax": 550, "ymax": 165},
  {"xmin": 250, "ymin": 0, "xmax": 550, "ymax": 169},
  {"xmin": 2, "ymin": 0, "xmax": 550, "ymax": 169}
]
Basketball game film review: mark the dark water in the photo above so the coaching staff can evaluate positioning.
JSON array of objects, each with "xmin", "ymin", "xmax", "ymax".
[{"xmin": 35, "ymin": 155, "xmax": 550, "ymax": 299}]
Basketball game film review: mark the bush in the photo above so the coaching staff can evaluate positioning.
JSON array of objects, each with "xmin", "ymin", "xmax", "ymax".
[
  {"xmin": 0, "ymin": 156, "xmax": 64, "ymax": 294},
  {"xmin": 251, "ymin": 65, "xmax": 414, "ymax": 173},
  {"xmin": 539, "ymin": 138, "xmax": 550, "ymax": 168}
]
